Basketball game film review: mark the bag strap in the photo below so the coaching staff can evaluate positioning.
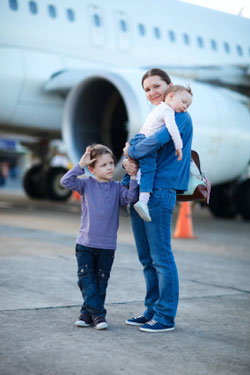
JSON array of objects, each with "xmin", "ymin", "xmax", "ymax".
[
  {"xmin": 191, "ymin": 150, "xmax": 211, "ymax": 204},
  {"xmin": 191, "ymin": 150, "xmax": 201, "ymax": 173}
]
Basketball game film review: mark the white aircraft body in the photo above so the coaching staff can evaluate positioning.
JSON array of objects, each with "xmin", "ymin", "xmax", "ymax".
[{"xmin": 0, "ymin": 0, "xmax": 250, "ymax": 219}]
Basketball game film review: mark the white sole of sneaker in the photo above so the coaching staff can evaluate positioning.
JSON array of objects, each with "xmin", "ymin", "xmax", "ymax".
[
  {"xmin": 140, "ymin": 326, "xmax": 175, "ymax": 333},
  {"xmin": 134, "ymin": 204, "xmax": 151, "ymax": 222},
  {"xmin": 125, "ymin": 320, "xmax": 145, "ymax": 326},
  {"xmin": 95, "ymin": 322, "xmax": 109, "ymax": 330},
  {"xmin": 74, "ymin": 321, "xmax": 92, "ymax": 327}
]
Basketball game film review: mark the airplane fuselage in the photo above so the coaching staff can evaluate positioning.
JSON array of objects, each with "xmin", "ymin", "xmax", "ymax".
[{"xmin": 0, "ymin": 0, "xmax": 250, "ymax": 187}]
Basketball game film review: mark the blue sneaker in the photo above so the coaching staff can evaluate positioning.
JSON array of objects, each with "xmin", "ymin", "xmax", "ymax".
[
  {"xmin": 126, "ymin": 315, "xmax": 149, "ymax": 326},
  {"xmin": 134, "ymin": 201, "xmax": 151, "ymax": 222},
  {"xmin": 140, "ymin": 320, "xmax": 175, "ymax": 332}
]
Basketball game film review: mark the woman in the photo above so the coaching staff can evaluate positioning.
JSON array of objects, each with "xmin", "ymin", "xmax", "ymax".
[{"xmin": 123, "ymin": 68, "xmax": 193, "ymax": 332}]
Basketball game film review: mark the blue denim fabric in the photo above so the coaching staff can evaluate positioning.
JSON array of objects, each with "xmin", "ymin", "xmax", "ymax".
[
  {"xmin": 75, "ymin": 244, "xmax": 115, "ymax": 317},
  {"xmin": 122, "ymin": 133, "xmax": 158, "ymax": 192},
  {"xmin": 130, "ymin": 188, "xmax": 178, "ymax": 326},
  {"xmin": 128, "ymin": 114, "xmax": 193, "ymax": 191}
]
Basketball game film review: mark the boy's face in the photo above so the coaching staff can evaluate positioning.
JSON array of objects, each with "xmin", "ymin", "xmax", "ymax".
[
  {"xmin": 89, "ymin": 153, "xmax": 115, "ymax": 182},
  {"xmin": 166, "ymin": 90, "xmax": 192, "ymax": 112}
]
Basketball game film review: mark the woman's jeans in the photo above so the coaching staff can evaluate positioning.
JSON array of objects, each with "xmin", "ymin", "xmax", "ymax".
[
  {"xmin": 130, "ymin": 188, "xmax": 179, "ymax": 327},
  {"xmin": 75, "ymin": 244, "xmax": 115, "ymax": 317}
]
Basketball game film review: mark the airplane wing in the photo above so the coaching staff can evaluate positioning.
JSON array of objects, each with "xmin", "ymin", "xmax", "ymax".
[
  {"xmin": 144, "ymin": 65, "xmax": 250, "ymax": 98},
  {"xmin": 44, "ymin": 70, "xmax": 91, "ymax": 92}
]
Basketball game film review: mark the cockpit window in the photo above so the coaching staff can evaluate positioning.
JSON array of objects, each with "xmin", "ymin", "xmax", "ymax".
[
  {"xmin": 48, "ymin": 4, "xmax": 57, "ymax": 18},
  {"xmin": 138, "ymin": 23, "xmax": 146, "ymax": 36},
  {"xmin": 93, "ymin": 14, "xmax": 101, "ymax": 27},
  {"xmin": 183, "ymin": 33, "xmax": 190, "ymax": 45},
  {"xmin": 29, "ymin": 1, "xmax": 38, "ymax": 15},
  {"xmin": 67, "ymin": 8, "xmax": 75, "ymax": 22},
  {"xmin": 168, "ymin": 30, "xmax": 176, "ymax": 42},
  {"xmin": 224, "ymin": 42, "xmax": 230, "ymax": 54},
  {"xmin": 120, "ymin": 19, "xmax": 128, "ymax": 32},
  {"xmin": 153, "ymin": 27, "xmax": 161, "ymax": 39},
  {"xmin": 210, "ymin": 39, "xmax": 217, "ymax": 51},
  {"xmin": 9, "ymin": 0, "xmax": 18, "ymax": 11},
  {"xmin": 197, "ymin": 36, "xmax": 204, "ymax": 48},
  {"xmin": 236, "ymin": 45, "xmax": 243, "ymax": 56}
]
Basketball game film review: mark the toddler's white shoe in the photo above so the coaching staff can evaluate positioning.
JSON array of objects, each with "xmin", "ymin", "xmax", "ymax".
[{"xmin": 134, "ymin": 201, "xmax": 152, "ymax": 222}]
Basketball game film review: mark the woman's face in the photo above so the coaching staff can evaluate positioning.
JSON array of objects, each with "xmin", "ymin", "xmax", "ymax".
[{"xmin": 142, "ymin": 75, "xmax": 171, "ymax": 105}]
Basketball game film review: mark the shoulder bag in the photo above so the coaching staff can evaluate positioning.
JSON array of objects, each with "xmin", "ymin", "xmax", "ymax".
[{"xmin": 176, "ymin": 150, "xmax": 211, "ymax": 204}]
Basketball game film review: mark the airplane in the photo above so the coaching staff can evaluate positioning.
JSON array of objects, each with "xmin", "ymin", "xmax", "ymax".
[{"xmin": 0, "ymin": 0, "xmax": 250, "ymax": 220}]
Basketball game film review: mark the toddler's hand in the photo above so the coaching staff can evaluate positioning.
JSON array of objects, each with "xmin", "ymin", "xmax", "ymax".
[
  {"xmin": 176, "ymin": 149, "xmax": 183, "ymax": 162},
  {"xmin": 79, "ymin": 146, "xmax": 96, "ymax": 168},
  {"xmin": 123, "ymin": 142, "xmax": 130, "ymax": 158}
]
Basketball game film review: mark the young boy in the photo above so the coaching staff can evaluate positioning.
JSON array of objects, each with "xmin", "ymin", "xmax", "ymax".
[
  {"xmin": 60, "ymin": 144, "xmax": 138, "ymax": 329},
  {"xmin": 123, "ymin": 85, "xmax": 193, "ymax": 222}
]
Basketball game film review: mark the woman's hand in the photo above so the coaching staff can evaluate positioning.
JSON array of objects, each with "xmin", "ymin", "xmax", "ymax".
[
  {"xmin": 123, "ymin": 158, "xmax": 138, "ymax": 177},
  {"xmin": 79, "ymin": 146, "xmax": 96, "ymax": 168},
  {"xmin": 123, "ymin": 142, "xmax": 130, "ymax": 158}
]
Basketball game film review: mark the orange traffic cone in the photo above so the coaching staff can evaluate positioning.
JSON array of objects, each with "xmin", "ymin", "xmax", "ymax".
[
  {"xmin": 173, "ymin": 202, "xmax": 197, "ymax": 239},
  {"xmin": 72, "ymin": 191, "xmax": 81, "ymax": 201}
]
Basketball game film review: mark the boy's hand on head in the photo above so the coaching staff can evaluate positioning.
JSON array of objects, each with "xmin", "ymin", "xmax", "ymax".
[
  {"xmin": 79, "ymin": 146, "xmax": 96, "ymax": 168},
  {"xmin": 176, "ymin": 149, "xmax": 183, "ymax": 162},
  {"xmin": 123, "ymin": 142, "xmax": 130, "ymax": 158}
]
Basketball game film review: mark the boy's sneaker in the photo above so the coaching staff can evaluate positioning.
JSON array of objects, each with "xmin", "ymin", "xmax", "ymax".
[
  {"xmin": 93, "ymin": 316, "xmax": 109, "ymax": 330},
  {"xmin": 140, "ymin": 320, "xmax": 175, "ymax": 332},
  {"xmin": 75, "ymin": 312, "xmax": 93, "ymax": 327},
  {"xmin": 134, "ymin": 201, "xmax": 151, "ymax": 222},
  {"xmin": 126, "ymin": 315, "xmax": 149, "ymax": 326}
]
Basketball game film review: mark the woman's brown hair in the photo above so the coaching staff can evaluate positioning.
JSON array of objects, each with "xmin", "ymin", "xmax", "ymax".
[{"xmin": 141, "ymin": 68, "xmax": 172, "ymax": 87}]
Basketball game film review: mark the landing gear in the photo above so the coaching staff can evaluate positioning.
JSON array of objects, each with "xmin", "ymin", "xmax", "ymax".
[
  {"xmin": 23, "ymin": 165, "xmax": 72, "ymax": 201},
  {"xmin": 234, "ymin": 179, "xmax": 250, "ymax": 220},
  {"xmin": 209, "ymin": 183, "xmax": 238, "ymax": 219},
  {"xmin": 45, "ymin": 166, "xmax": 72, "ymax": 201},
  {"xmin": 209, "ymin": 180, "xmax": 250, "ymax": 221},
  {"xmin": 23, "ymin": 164, "xmax": 45, "ymax": 199}
]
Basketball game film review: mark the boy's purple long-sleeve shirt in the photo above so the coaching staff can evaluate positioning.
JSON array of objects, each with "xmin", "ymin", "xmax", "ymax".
[{"xmin": 60, "ymin": 164, "xmax": 138, "ymax": 250}]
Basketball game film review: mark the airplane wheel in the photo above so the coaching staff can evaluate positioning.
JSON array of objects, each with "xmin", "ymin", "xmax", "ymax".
[
  {"xmin": 23, "ymin": 165, "xmax": 46, "ymax": 199},
  {"xmin": 209, "ymin": 183, "xmax": 238, "ymax": 219},
  {"xmin": 235, "ymin": 179, "xmax": 250, "ymax": 221},
  {"xmin": 45, "ymin": 167, "xmax": 72, "ymax": 201}
]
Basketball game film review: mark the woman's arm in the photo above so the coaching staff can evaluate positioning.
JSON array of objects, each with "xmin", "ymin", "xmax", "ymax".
[{"xmin": 128, "ymin": 126, "xmax": 171, "ymax": 160}]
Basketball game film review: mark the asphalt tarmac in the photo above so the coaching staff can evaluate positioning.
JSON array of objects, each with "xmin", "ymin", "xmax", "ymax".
[{"xmin": 0, "ymin": 185, "xmax": 250, "ymax": 375}]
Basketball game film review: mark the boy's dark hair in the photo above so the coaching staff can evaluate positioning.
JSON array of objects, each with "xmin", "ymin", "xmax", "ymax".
[
  {"xmin": 165, "ymin": 84, "xmax": 193, "ymax": 98},
  {"xmin": 90, "ymin": 144, "xmax": 115, "ymax": 167},
  {"xmin": 141, "ymin": 68, "xmax": 172, "ymax": 87}
]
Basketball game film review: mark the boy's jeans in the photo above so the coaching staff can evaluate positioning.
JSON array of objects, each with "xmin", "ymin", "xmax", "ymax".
[
  {"xmin": 122, "ymin": 133, "xmax": 158, "ymax": 193},
  {"xmin": 130, "ymin": 188, "xmax": 179, "ymax": 327},
  {"xmin": 75, "ymin": 244, "xmax": 115, "ymax": 317}
]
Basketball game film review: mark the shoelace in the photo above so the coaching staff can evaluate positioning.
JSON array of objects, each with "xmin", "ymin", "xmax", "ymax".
[
  {"xmin": 147, "ymin": 320, "xmax": 157, "ymax": 326},
  {"xmin": 133, "ymin": 315, "xmax": 145, "ymax": 319}
]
